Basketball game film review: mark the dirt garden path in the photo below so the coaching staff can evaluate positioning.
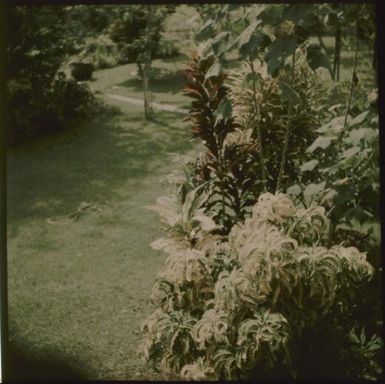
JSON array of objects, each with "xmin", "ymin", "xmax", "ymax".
[
  {"xmin": 106, "ymin": 86, "xmax": 188, "ymax": 114},
  {"xmin": 6, "ymin": 64, "xmax": 194, "ymax": 380}
]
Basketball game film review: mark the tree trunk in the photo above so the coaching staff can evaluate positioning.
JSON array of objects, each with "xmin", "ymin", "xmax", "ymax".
[{"xmin": 143, "ymin": 4, "xmax": 153, "ymax": 120}]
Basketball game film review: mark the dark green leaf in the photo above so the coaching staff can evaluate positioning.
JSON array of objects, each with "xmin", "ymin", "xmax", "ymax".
[
  {"xmin": 214, "ymin": 97, "xmax": 232, "ymax": 123},
  {"xmin": 195, "ymin": 20, "xmax": 215, "ymax": 41},
  {"xmin": 279, "ymin": 80, "xmax": 301, "ymax": 105},
  {"xmin": 240, "ymin": 31, "xmax": 271, "ymax": 59},
  {"xmin": 211, "ymin": 31, "xmax": 231, "ymax": 55},
  {"xmin": 306, "ymin": 44, "xmax": 333, "ymax": 76},
  {"xmin": 282, "ymin": 4, "xmax": 314, "ymax": 26},
  {"xmin": 326, "ymin": 12, "xmax": 340, "ymax": 27},
  {"xmin": 265, "ymin": 36, "xmax": 298, "ymax": 75},
  {"xmin": 344, "ymin": 207, "xmax": 374, "ymax": 224}
]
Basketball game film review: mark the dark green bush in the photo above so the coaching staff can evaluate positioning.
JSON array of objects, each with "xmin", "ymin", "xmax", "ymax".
[
  {"xmin": 7, "ymin": 72, "xmax": 100, "ymax": 144},
  {"xmin": 6, "ymin": 6, "xmax": 103, "ymax": 144},
  {"xmin": 70, "ymin": 36, "xmax": 121, "ymax": 70},
  {"xmin": 70, "ymin": 63, "xmax": 94, "ymax": 81}
]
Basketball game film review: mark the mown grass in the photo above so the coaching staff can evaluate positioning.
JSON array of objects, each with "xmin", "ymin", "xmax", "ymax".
[{"xmin": 7, "ymin": 104, "xmax": 195, "ymax": 380}]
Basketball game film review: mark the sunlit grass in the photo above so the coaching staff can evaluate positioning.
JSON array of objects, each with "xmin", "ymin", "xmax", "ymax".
[{"xmin": 7, "ymin": 103, "xmax": 195, "ymax": 380}]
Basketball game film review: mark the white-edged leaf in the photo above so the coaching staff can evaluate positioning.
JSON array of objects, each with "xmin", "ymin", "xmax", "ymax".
[
  {"xmin": 300, "ymin": 159, "xmax": 319, "ymax": 172},
  {"xmin": 303, "ymin": 182, "xmax": 326, "ymax": 198},
  {"xmin": 286, "ymin": 184, "xmax": 302, "ymax": 196},
  {"xmin": 307, "ymin": 136, "xmax": 336, "ymax": 152},
  {"xmin": 347, "ymin": 128, "xmax": 376, "ymax": 145},
  {"xmin": 150, "ymin": 238, "xmax": 169, "ymax": 251},
  {"xmin": 148, "ymin": 196, "xmax": 180, "ymax": 226},
  {"xmin": 205, "ymin": 62, "xmax": 221, "ymax": 80},
  {"xmin": 316, "ymin": 116, "xmax": 344, "ymax": 133},
  {"xmin": 341, "ymin": 146, "xmax": 360, "ymax": 160},
  {"xmin": 349, "ymin": 111, "xmax": 369, "ymax": 127},
  {"xmin": 193, "ymin": 214, "xmax": 217, "ymax": 232},
  {"xmin": 237, "ymin": 21, "xmax": 261, "ymax": 49}
]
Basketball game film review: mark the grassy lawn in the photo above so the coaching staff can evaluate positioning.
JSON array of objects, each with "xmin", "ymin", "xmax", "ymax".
[{"xmin": 7, "ymin": 103, "xmax": 196, "ymax": 380}]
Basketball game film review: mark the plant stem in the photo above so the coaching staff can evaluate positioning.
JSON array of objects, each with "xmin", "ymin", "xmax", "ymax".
[
  {"xmin": 337, "ymin": 23, "xmax": 359, "ymax": 151},
  {"xmin": 317, "ymin": 34, "xmax": 327, "ymax": 55},
  {"xmin": 325, "ymin": 21, "xmax": 359, "ymax": 181},
  {"xmin": 248, "ymin": 58, "xmax": 267, "ymax": 192},
  {"xmin": 325, "ymin": 21, "xmax": 359, "ymax": 244},
  {"xmin": 275, "ymin": 49, "xmax": 296, "ymax": 193},
  {"xmin": 333, "ymin": 25, "xmax": 342, "ymax": 81},
  {"xmin": 272, "ymin": 285, "xmax": 281, "ymax": 308},
  {"xmin": 216, "ymin": 148, "xmax": 227, "ymax": 226},
  {"xmin": 327, "ymin": 218, "xmax": 336, "ymax": 248}
]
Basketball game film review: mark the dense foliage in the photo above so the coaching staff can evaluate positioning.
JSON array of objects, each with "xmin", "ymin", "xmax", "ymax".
[
  {"xmin": 142, "ymin": 191, "xmax": 380, "ymax": 379},
  {"xmin": 64, "ymin": 5, "xmax": 179, "ymax": 69},
  {"xmin": 6, "ymin": 6, "xmax": 101, "ymax": 143},
  {"xmin": 182, "ymin": 47, "xmax": 324, "ymax": 234},
  {"xmin": 141, "ymin": 4, "xmax": 381, "ymax": 380},
  {"xmin": 5, "ymin": 5, "xmax": 179, "ymax": 142}
]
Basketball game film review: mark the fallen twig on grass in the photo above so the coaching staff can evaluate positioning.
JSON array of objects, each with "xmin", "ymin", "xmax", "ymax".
[{"xmin": 47, "ymin": 201, "xmax": 103, "ymax": 224}]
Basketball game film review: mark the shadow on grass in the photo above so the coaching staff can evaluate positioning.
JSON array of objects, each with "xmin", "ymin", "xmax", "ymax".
[
  {"xmin": 7, "ymin": 107, "xmax": 192, "ymax": 228},
  {"xmin": 118, "ymin": 68, "xmax": 185, "ymax": 94},
  {"xmin": 5, "ymin": 341, "xmax": 87, "ymax": 381}
]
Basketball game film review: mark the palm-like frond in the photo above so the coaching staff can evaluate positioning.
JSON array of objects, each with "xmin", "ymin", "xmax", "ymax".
[
  {"xmin": 212, "ymin": 347, "xmax": 243, "ymax": 380},
  {"xmin": 236, "ymin": 309, "xmax": 291, "ymax": 372},
  {"xmin": 181, "ymin": 357, "xmax": 217, "ymax": 380},
  {"xmin": 192, "ymin": 309, "xmax": 230, "ymax": 350},
  {"xmin": 148, "ymin": 184, "xmax": 217, "ymax": 244}
]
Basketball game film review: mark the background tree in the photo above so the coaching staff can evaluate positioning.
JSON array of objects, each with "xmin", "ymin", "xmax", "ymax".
[{"xmin": 108, "ymin": 4, "xmax": 175, "ymax": 118}]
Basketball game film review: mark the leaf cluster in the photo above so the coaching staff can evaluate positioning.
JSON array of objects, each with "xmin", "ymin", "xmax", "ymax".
[{"xmin": 142, "ymin": 193, "xmax": 379, "ymax": 379}]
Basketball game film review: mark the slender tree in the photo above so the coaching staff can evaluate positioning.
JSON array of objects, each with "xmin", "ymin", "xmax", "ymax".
[{"xmin": 142, "ymin": 4, "xmax": 154, "ymax": 119}]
